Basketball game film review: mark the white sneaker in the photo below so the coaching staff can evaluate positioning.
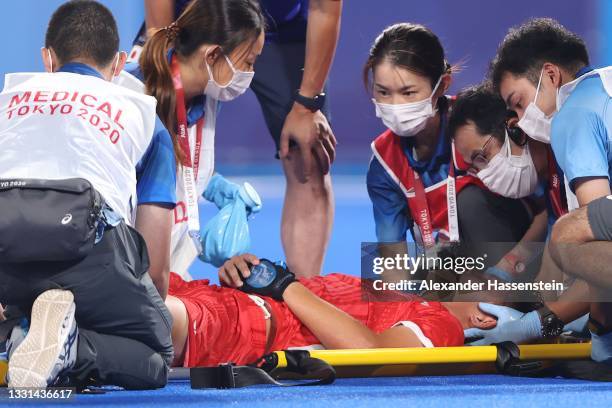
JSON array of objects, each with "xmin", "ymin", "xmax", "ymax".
[
  {"xmin": 6, "ymin": 318, "xmax": 29, "ymax": 359},
  {"xmin": 8, "ymin": 289, "xmax": 78, "ymax": 388}
]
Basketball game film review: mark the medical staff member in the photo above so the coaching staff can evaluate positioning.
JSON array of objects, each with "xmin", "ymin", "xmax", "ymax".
[
  {"xmin": 123, "ymin": 0, "xmax": 266, "ymax": 278},
  {"xmin": 449, "ymin": 85, "xmax": 561, "ymax": 280},
  {"xmin": 449, "ymin": 85, "xmax": 591, "ymax": 347},
  {"xmin": 475, "ymin": 18, "xmax": 612, "ymax": 367},
  {"xmin": 365, "ymin": 23, "xmax": 532, "ymax": 267},
  {"xmin": 0, "ymin": 1, "xmax": 173, "ymax": 389},
  {"xmin": 130, "ymin": 0, "xmax": 342, "ymax": 278}
]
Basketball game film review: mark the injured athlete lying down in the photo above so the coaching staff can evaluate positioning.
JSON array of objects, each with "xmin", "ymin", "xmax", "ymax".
[{"xmin": 165, "ymin": 254, "xmax": 497, "ymax": 367}]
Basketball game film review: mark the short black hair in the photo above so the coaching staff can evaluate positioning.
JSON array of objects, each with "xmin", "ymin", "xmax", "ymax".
[
  {"xmin": 45, "ymin": 0, "xmax": 119, "ymax": 68},
  {"xmin": 448, "ymin": 84, "xmax": 508, "ymax": 143},
  {"xmin": 490, "ymin": 18, "xmax": 589, "ymax": 91}
]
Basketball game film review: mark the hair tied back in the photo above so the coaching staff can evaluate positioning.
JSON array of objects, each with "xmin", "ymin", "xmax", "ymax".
[{"xmin": 163, "ymin": 21, "xmax": 180, "ymax": 41}]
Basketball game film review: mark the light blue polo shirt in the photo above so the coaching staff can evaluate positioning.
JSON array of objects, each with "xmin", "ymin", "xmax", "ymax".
[{"xmin": 551, "ymin": 66, "xmax": 612, "ymax": 192}]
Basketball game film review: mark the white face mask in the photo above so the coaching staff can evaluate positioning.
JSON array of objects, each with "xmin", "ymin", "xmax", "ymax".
[
  {"xmin": 517, "ymin": 68, "xmax": 556, "ymax": 144},
  {"xmin": 47, "ymin": 48, "xmax": 54, "ymax": 72},
  {"xmin": 204, "ymin": 52, "xmax": 254, "ymax": 102},
  {"xmin": 477, "ymin": 131, "xmax": 538, "ymax": 199},
  {"xmin": 372, "ymin": 76, "xmax": 442, "ymax": 137}
]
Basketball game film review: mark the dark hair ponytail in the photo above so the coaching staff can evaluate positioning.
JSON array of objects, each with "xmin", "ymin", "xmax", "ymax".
[
  {"xmin": 140, "ymin": 0, "xmax": 264, "ymax": 163},
  {"xmin": 363, "ymin": 23, "xmax": 453, "ymax": 90}
]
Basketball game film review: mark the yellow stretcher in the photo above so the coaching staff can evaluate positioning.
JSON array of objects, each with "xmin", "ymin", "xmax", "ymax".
[
  {"xmin": 0, "ymin": 359, "xmax": 6, "ymax": 386},
  {"xmin": 0, "ymin": 343, "xmax": 593, "ymax": 386},
  {"xmin": 276, "ymin": 343, "xmax": 591, "ymax": 367},
  {"xmin": 271, "ymin": 343, "xmax": 592, "ymax": 378}
]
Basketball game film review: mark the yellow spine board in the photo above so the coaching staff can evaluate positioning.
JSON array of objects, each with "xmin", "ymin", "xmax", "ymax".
[{"xmin": 275, "ymin": 343, "xmax": 591, "ymax": 368}]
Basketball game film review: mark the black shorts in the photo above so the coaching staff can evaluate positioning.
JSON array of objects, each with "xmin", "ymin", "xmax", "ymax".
[
  {"xmin": 587, "ymin": 195, "xmax": 612, "ymax": 241},
  {"xmin": 251, "ymin": 40, "xmax": 330, "ymax": 156}
]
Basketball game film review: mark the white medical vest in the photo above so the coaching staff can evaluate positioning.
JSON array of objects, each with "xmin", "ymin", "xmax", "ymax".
[{"xmin": 0, "ymin": 72, "xmax": 157, "ymax": 223}]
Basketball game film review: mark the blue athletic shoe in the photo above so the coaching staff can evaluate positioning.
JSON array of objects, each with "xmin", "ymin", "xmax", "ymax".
[{"xmin": 8, "ymin": 289, "xmax": 78, "ymax": 388}]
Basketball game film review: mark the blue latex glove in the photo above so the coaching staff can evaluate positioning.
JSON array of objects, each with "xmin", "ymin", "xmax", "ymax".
[
  {"xmin": 464, "ymin": 303, "xmax": 542, "ymax": 345},
  {"xmin": 563, "ymin": 314, "xmax": 589, "ymax": 334},
  {"xmin": 591, "ymin": 331, "xmax": 612, "ymax": 364},
  {"xmin": 199, "ymin": 174, "xmax": 262, "ymax": 267},
  {"xmin": 203, "ymin": 173, "xmax": 262, "ymax": 215}
]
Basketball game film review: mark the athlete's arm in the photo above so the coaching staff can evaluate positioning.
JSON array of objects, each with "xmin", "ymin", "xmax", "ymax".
[
  {"xmin": 283, "ymin": 282, "xmax": 423, "ymax": 349},
  {"xmin": 144, "ymin": 0, "xmax": 175, "ymax": 33},
  {"xmin": 219, "ymin": 254, "xmax": 424, "ymax": 348},
  {"xmin": 136, "ymin": 204, "xmax": 173, "ymax": 299}
]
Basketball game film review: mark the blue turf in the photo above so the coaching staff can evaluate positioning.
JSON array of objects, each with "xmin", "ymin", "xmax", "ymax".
[{"xmin": 13, "ymin": 376, "xmax": 612, "ymax": 407}]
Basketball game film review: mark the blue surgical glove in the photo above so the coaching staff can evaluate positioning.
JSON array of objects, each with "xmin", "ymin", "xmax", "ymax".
[
  {"xmin": 203, "ymin": 173, "xmax": 240, "ymax": 209},
  {"xmin": 203, "ymin": 173, "xmax": 262, "ymax": 215},
  {"xmin": 464, "ymin": 303, "xmax": 542, "ymax": 346},
  {"xmin": 563, "ymin": 314, "xmax": 589, "ymax": 334},
  {"xmin": 591, "ymin": 331, "xmax": 612, "ymax": 365},
  {"xmin": 199, "ymin": 174, "xmax": 262, "ymax": 267}
]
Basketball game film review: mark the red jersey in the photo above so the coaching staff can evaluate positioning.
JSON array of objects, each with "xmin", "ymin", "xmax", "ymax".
[{"xmin": 168, "ymin": 273, "xmax": 464, "ymax": 367}]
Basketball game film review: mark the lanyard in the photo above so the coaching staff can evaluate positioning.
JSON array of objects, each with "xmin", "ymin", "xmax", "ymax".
[
  {"xmin": 171, "ymin": 54, "xmax": 205, "ymax": 254},
  {"xmin": 406, "ymin": 158, "xmax": 459, "ymax": 248},
  {"xmin": 546, "ymin": 147, "xmax": 568, "ymax": 218}
]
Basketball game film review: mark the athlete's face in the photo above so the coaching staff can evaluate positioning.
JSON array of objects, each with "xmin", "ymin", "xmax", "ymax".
[{"xmin": 372, "ymin": 60, "xmax": 448, "ymax": 105}]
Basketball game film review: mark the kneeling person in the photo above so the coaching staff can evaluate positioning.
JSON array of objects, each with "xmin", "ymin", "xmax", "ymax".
[{"xmin": 0, "ymin": 1, "xmax": 174, "ymax": 389}]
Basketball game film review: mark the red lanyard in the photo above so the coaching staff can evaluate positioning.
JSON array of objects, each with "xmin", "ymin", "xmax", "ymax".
[
  {"xmin": 171, "ymin": 54, "xmax": 204, "ymax": 178},
  {"xmin": 546, "ymin": 147, "xmax": 567, "ymax": 217},
  {"xmin": 406, "ymin": 158, "xmax": 458, "ymax": 248}
]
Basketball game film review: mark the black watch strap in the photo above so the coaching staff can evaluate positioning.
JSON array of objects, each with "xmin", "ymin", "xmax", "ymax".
[
  {"xmin": 537, "ymin": 305, "xmax": 565, "ymax": 338},
  {"xmin": 293, "ymin": 90, "xmax": 326, "ymax": 111}
]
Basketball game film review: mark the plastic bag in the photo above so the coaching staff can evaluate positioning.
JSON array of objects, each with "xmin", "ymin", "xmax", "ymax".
[{"xmin": 199, "ymin": 174, "xmax": 262, "ymax": 267}]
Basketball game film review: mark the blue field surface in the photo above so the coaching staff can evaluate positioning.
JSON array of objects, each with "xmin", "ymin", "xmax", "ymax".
[{"xmin": 9, "ymin": 375, "xmax": 612, "ymax": 408}]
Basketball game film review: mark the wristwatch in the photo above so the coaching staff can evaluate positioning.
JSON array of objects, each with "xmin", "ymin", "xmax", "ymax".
[
  {"xmin": 294, "ymin": 90, "xmax": 326, "ymax": 112},
  {"xmin": 537, "ymin": 305, "xmax": 565, "ymax": 338}
]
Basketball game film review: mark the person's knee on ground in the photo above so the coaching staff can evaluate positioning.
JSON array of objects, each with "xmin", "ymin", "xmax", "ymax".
[{"xmin": 73, "ymin": 329, "xmax": 169, "ymax": 390}]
